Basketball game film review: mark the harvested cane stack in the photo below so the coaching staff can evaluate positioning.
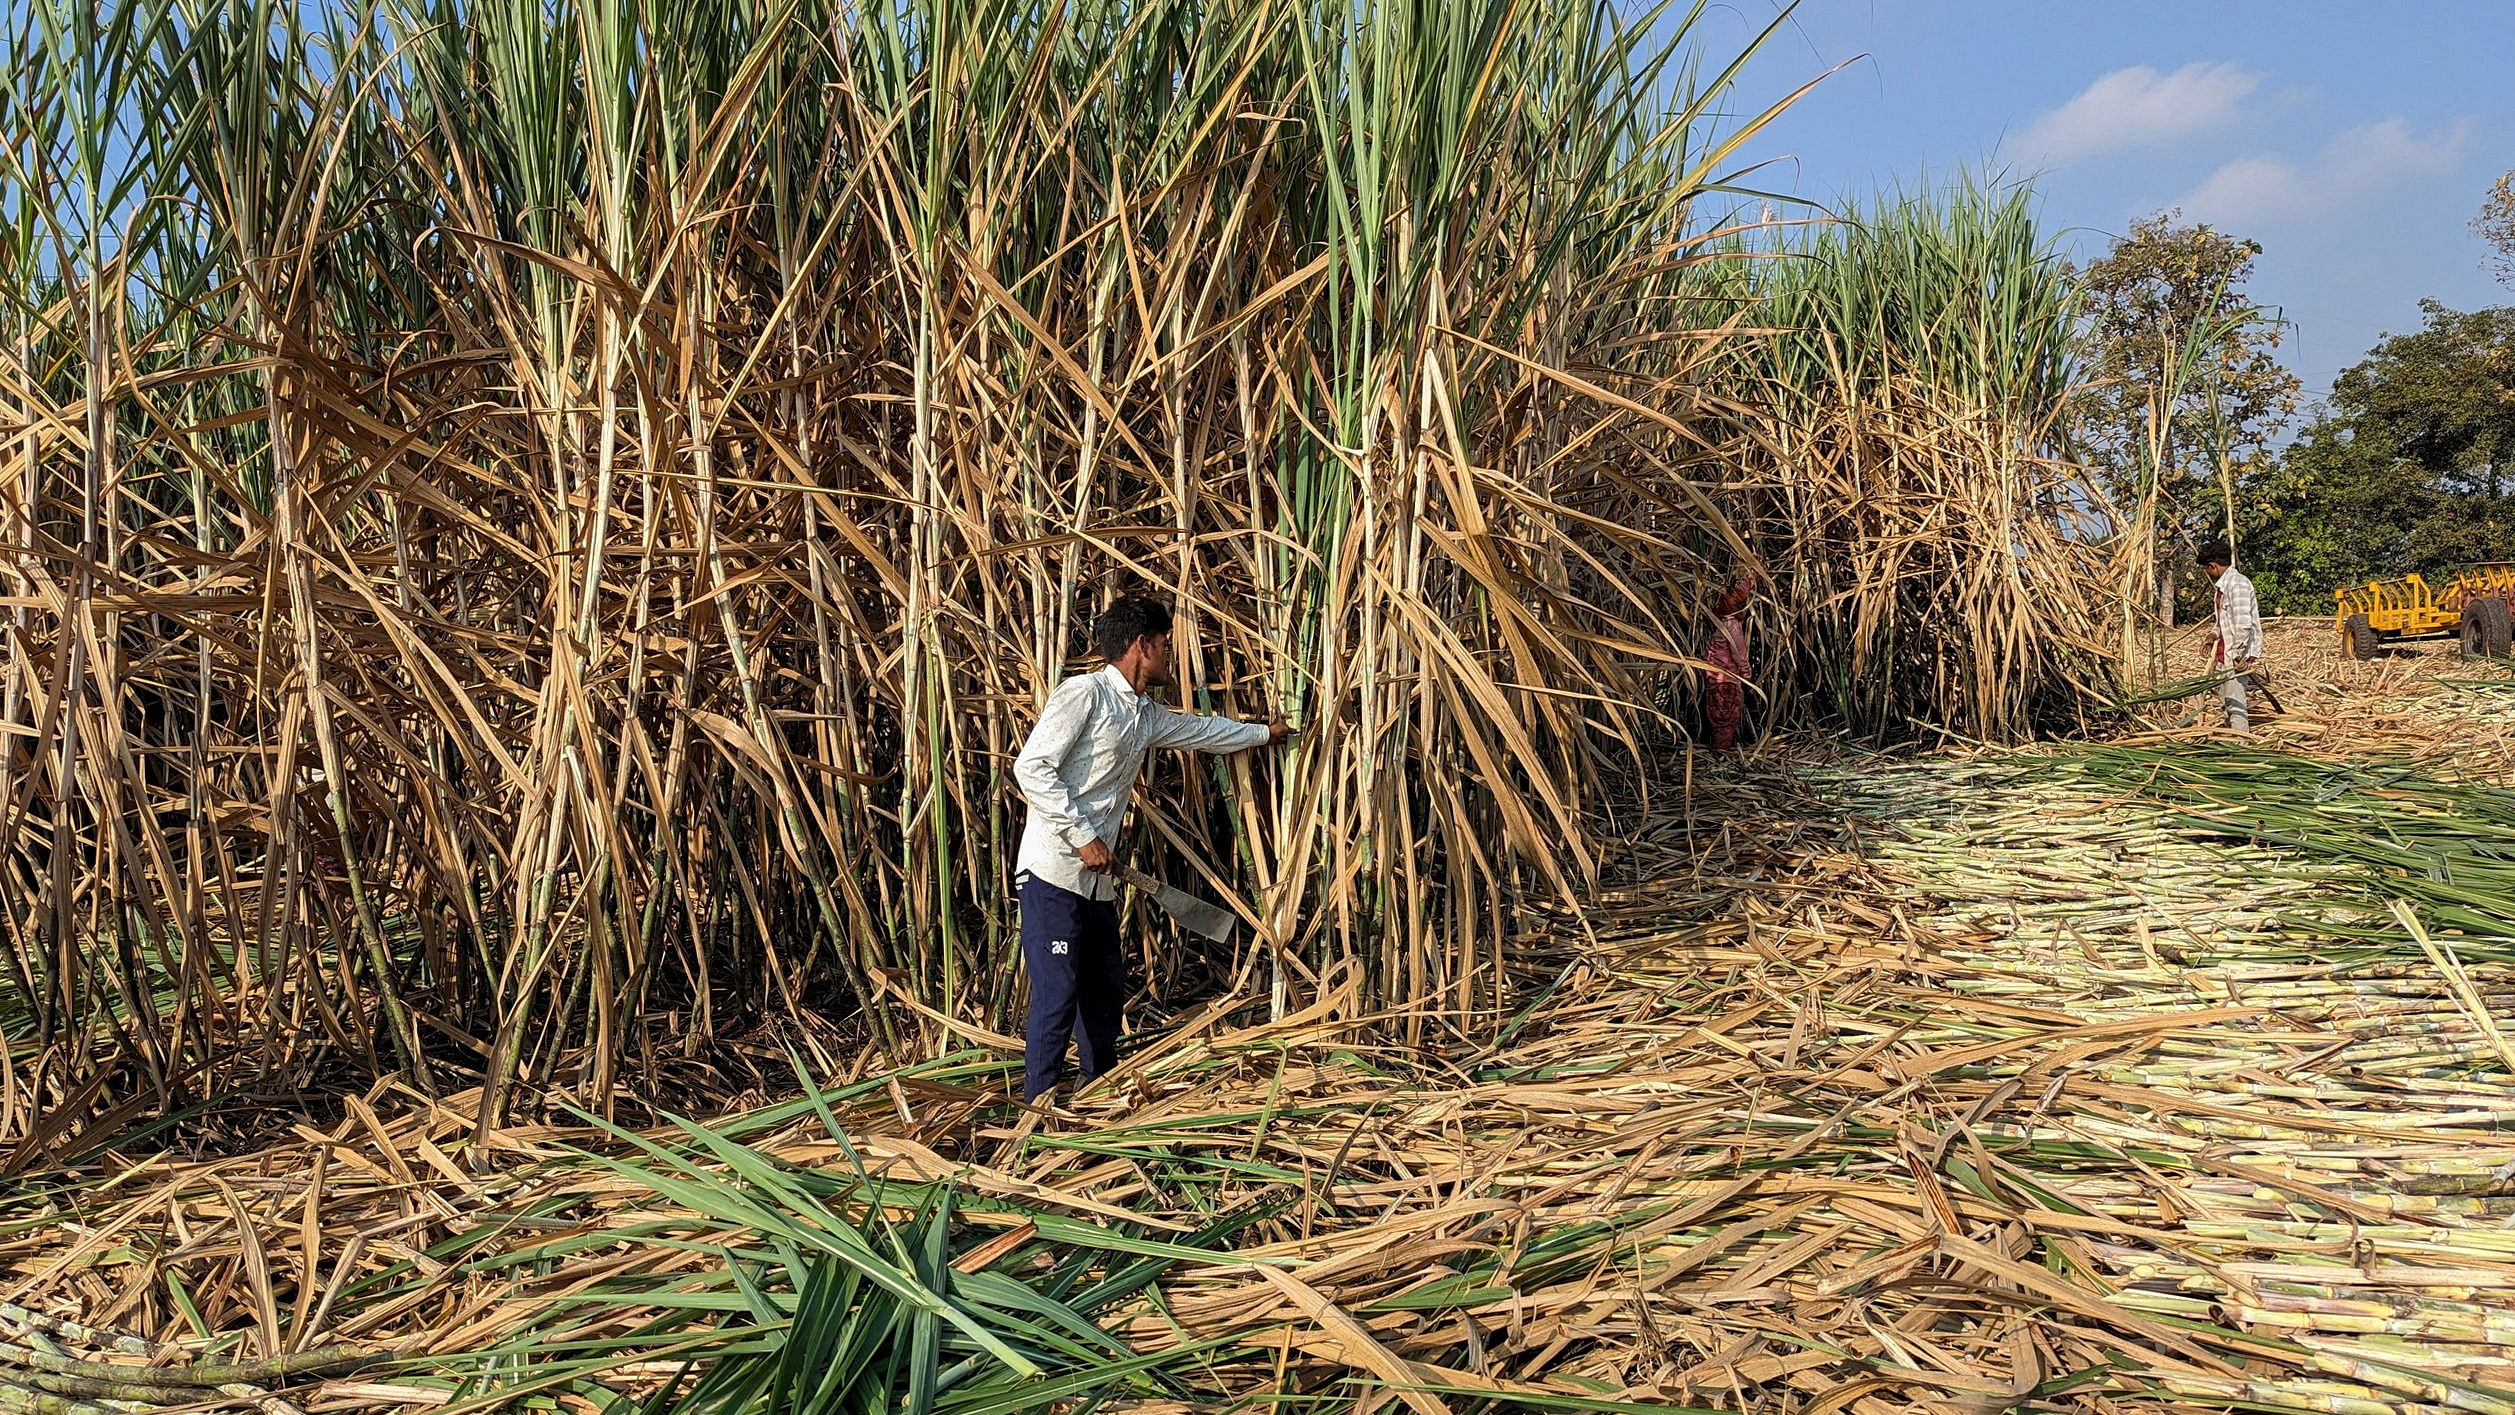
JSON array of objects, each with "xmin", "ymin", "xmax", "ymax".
[{"xmin": 0, "ymin": 1306, "xmax": 375, "ymax": 1415}]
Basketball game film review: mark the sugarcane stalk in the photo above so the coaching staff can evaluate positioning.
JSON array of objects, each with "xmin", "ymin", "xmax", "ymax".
[{"xmin": 0, "ymin": 1345, "xmax": 376, "ymax": 1390}]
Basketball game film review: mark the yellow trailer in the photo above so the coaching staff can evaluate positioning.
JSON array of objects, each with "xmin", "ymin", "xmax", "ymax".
[{"xmin": 2335, "ymin": 564, "xmax": 2515, "ymax": 659}]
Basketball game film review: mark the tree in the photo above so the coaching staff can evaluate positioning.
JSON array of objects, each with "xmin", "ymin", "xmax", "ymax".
[
  {"xmin": 2478, "ymin": 169, "xmax": 2515, "ymax": 288},
  {"xmin": 2333, "ymin": 302, "xmax": 2515, "ymax": 498},
  {"xmin": 2073, "ymin": 213, "xmax": 2300, "ymax": 637},
  {"xmin": 2240, "ymin": 301, "xmax": 2515, "ymax": 613}
]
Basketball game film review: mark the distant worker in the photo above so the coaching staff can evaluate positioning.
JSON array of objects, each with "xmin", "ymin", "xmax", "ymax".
[
  {"xmin": 2199, "ymin": 541, "xmax": 2264, "ymax": 733},
  {"xmin": 1011, "ymin": 596, "xmax": 1290, "ymax": 1105},
  {"xmin": 1704, "ymin": 572, "xmax": 1756, "ymax": 752}
]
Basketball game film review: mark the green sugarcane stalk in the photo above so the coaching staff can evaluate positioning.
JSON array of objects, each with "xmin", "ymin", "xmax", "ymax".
[
  {"xmin": 0, "ymin": 1380, "xmax": 121, "ymax": 1415},
  {"xmin": 0, "ymin": 1345, "xmax": 377, "ymax": 1390}
]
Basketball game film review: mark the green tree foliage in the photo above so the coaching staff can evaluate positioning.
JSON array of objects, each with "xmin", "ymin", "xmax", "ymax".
[
  {"xmin": 2241, "ymin": 301, "xmax": 2515, "ymax": 612},
  {"xmin": 2072, "ymin": 213, "xmax": 2300, "ymax": 624}
]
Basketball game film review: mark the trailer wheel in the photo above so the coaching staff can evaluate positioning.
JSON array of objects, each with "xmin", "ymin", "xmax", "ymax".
[
  {"xmin": 2473, "ymin": 597, "xmax": 2514, "ymax": 658},
  {"xmin": 2345, "ymin": 613, "xmax": 2380, "ymax": 660}
]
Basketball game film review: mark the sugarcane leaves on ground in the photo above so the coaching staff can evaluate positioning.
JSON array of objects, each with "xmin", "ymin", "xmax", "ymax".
[
  {"xmin": 1832, "ymin": 743, "xmax": 2515, "ymax": 962},
  {"xmin": 409, "ymin": 1105, "xmax": 1281, "ymax": 1415},
  {"xmin": 2026, "ymin": 743, "xmax": 2515, "ymax": 960},
  {"xmin": 2100, "ymin": 667, "xmax": 2246, "ymax": 711},
  {"xmin": 2437, "ymin": 674, "xmax": 2515, "ymax": 723},
  {"xmin": 15, "ymin": 691, "xmax": 2515, "ymax": 1415}
]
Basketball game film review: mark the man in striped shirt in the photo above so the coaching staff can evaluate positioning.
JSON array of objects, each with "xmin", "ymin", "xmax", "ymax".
[{"xmin": 2200, "ymin": 542, "xmax": 2264, "ymax": 733}]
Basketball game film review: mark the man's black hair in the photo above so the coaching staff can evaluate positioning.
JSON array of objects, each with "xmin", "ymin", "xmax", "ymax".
[
  {"xmin": 2197, "ymin": 541, "xmax": 2233, "ymax": 568},
  {"xmin": 1093, "ymin": 595, "xmax": 1174, "ymax": 662}
]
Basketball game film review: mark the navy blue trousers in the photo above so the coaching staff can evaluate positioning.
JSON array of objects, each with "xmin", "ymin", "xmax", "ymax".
[{"xmin": 1019, "ymin": 874, "xmax": 1124, "ymax": 1101}]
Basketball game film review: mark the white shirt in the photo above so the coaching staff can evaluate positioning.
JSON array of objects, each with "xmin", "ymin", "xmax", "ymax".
[
  {"xmin": 1012, "ymin": 666, "xmax": 1270, "ymax": 900},
  {"xmin": 2213, "ymin": 566, "xmax": 2263, "ymax": 665}
]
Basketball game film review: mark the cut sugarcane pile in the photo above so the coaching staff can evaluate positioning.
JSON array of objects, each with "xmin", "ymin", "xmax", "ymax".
[
  {"xmin": 5, "ymin": 727, "xmax": 2515, "ymax": 1413},
  {"xmin": 1840, "ymin": 745, "xmax": 2515, "ymax": 1415}
]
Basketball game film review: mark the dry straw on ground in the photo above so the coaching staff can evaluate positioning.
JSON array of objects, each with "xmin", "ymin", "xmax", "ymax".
[{"xmin": 4, "ymin": 635, "xmax": 2513, "ymax": 1415}]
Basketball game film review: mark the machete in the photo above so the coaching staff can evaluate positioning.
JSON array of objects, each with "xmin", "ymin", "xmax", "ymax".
[
  {"xmin": 2252, "ymin": 672, "xmax": 2286, "ymax": 714},
  {"xmin": 1109, "ymin": 863, "xmax": 1238, "ymax": 945}
]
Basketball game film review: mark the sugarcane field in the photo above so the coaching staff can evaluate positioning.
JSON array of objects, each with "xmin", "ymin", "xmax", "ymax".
[{"xmin": 5, "ymin": 2, "xmax": 2515, "ymax": 1413}]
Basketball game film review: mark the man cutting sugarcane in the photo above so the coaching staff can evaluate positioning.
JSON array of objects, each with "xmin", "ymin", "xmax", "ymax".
[
  {"xmin": 2200, "ymin": 541, "xmax": 2265, "ymax": 733},
  {"xmin": 1011, "ymin": 596, "xmax": 1289, "ymax": 1104}
]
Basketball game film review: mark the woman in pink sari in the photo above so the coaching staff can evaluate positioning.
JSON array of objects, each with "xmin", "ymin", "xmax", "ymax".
[{"xmin": 1704, "ymin": 574, "xmax": 1755, "ymax": 752}]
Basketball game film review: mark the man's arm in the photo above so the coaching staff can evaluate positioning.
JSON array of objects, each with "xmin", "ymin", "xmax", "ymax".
[
  {"xmin": 1012, "ymin": 681, "xmax": 1103, "ymax": 853},
  {"xmin": 1147, "ymin": 704, "xmax": 1280, "ymax": 754}
]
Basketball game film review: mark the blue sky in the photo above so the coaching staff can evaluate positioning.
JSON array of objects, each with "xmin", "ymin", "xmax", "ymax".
[{"xmin": 1693, "ymin": 0, "xmax": 2512, "ymax": 406}]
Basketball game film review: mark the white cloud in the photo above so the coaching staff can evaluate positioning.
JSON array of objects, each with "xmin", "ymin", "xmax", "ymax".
[
  {"xmin": 2177, "ymin": 117, "xmax": 2476, "ymax": 227},
  {"xmin": 2012, "ymin": 62, "xmax": 2260, "ymax": 167}
]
